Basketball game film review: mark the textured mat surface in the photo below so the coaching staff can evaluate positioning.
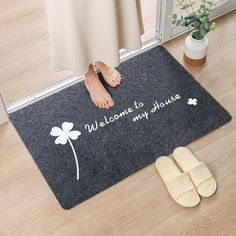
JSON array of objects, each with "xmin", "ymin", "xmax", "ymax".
[{"xmin": 10, "ymin": 46, "xmax": 231, "ymax": 209}]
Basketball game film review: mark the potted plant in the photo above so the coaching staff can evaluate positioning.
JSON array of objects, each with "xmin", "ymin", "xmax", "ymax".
[{"xmin": 172, "ymin": 0, "xmax": 216, "ymax": 66}]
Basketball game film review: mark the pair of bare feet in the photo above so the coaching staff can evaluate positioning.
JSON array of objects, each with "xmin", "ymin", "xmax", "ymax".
[{"xmin": 84, "ymin": 61, "xmax": 122, "ymax": 109}]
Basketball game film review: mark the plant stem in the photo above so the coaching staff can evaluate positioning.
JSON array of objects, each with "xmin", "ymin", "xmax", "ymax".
[
  {"xmin": 188, "ymin": 0, "xmax": 195, "ymax": 12},
  {"xmin": 176, "ymin": 0, "xmax": 191, "ymax": 30},
  {"xmin": 177, "ymin": 0, "xmax": 190, "ymax": 16},
  {"xmin": 210, "ymin": 0, "xmax": 215, "ymax": 11},
  {"xmin": 68, "ymin": 138, "xmax": 79, "ymax": 180}
]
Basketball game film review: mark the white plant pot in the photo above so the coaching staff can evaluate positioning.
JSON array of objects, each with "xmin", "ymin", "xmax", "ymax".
[{"xmin": 183, "ymin": 31, "xmax": 208, "ymax": 66}]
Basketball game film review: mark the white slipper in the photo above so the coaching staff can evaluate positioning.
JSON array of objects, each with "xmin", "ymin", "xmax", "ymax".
[
  {"xmin": 155, "ymin": 156, "xmax": 200, "ymax": 207},
  {"xmin": 173, "ymin": 147, "xmax": 217, "ymax": 197}
]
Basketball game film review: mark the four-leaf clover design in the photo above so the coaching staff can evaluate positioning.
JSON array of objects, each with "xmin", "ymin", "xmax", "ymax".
[
  {"xmin": 187, "ymin": 98, "xmax": 198, "ymax": 106},
  {"xmin": 50, "ymin": 122, "xmax": 81, "ymax": 180}
]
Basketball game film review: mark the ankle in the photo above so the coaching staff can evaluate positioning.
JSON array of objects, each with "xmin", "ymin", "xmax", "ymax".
[
  {"xmin": 85, "ymin": 64, "xmax": 95, "ymax": 77},
  {"xmin": 95, "ymin": 61, "xmax": 107, "ymax": 70}
]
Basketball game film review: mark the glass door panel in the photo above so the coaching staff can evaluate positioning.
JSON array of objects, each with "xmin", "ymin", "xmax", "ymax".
[
  {"xmin": 1, "ymin": 0, "xmax": 159, "ymax": 107},
  {"xmin": 140, "ymin": 0, "xmax": 158, "ymax": 43},
  {"xmin": 171, "ymin": 0, "xmax": 236, "ymax": 37},
  {"xmin": 0, "ymin": 0, "xmax": 73, "ymax": 105}
]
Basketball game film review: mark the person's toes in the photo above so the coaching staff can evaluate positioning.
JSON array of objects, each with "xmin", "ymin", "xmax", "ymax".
[
  {"xmin": 115, "ymin": 72, "xmax": 122, "ymax": 81},
  {"xmin": 104, "ymin": 101, "xmax": 109, "ymax": 109},
  {"xmin": 117, "ymin": 73, "xmax": 122, "ymax": 80},
  {"xmin": 107, "ymin": 96, "xmax": 114, "ymax": 107},
  {"xmin": 115, "ymin": 75, "xmax": 121, "ymax": 83},
  {"xmin": 110, "ymin": 100, "xmax": 114, "ymax": 107},
  {"xmin": 103, "ymin": 101, "xmax": 108, "ymax": 109},
  {"xmin": 98, "ymin": 101, "xmax": 103, "ymax": 109},
  {"xmin": 101, "ymin": 102, "xmax": 106, "ymax": 109},
  {"xmin": 102, "ymin": 101, "xmax": 107, "ymax": 109},
  {"xmin": 115, "ymin": 80, "xmax": 120, "ymax": 85},
  {"xmin": 116, "ymin": 73, "xmax": 121, "ymax": 79},
  {"xmin": 103, "ymin": 100, "xmax": 108, "ymax": 109},
  {"xmin": 110, "ymin": 75, "xmax": 118, "ymax": 85},
  {"xmin": 116, "ymin": 72, "xmax": 122, "ymax": 80},
  {"xmin": 116, "ymin": 70, "xmax": 121, "ymax": 76},
  {"xmin": 110, "ymin": 81, "xmax": 117, "ymax": 87},
  {"xmin": 100, "ymin": 101, "xmax": 105, "ymax": 109},
  {"xmin": 110, "ymin": 76, "xmax": 118, "ymax": 86}
]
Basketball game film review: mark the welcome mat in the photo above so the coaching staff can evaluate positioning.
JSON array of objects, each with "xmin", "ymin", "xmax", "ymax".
[{"xmin": 10, "ymin": 46, "xmax": 231, "ymax": 209}]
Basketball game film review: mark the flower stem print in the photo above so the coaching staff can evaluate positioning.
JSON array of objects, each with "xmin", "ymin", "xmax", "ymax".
[
  {"xmin": 67, "ymin": 138, "xmax": 79, "ymax": 180},
  {"xmin": 50, "ymin": 122, "xmax": 81, "ymax": 180}
]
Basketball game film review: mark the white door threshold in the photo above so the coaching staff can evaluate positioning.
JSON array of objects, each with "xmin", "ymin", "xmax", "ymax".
[{"xmin": 7, "ymin": 37, "xmax": 161, "ymax": 113}]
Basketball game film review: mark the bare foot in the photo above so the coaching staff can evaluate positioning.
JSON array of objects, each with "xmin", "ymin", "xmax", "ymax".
[
  {"xmin": 95, "ymin": 61, "xmax": 122, "ymax": 88},
  {"xmin": 84, "ymin": 64, "xmax": 114, "ymax": 109}
]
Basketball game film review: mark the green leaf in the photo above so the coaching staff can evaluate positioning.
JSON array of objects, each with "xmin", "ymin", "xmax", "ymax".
[
  {"xmin": 181, "ymin": 20, "xmax": 189, "ymax": 27},
  {"xmin": 199, "ymin": 17, "xmax": 206, "ymax": 23},
  {"xmin": 189, "ymin": 12, "xmax": 197, "ymax": 17},
  {"xmin": 200, "ymin": 24, "xmax": 207, "ymax": 36},
  {"xmin": 204, "ymin": 23, "xmax": 209, "ymax": 30},
  {"xmin": 173, "ymin": 14, "xmax": 177, "ymax": 19},
  {"xmin": 205, "ymin": 3, "xmax": 210, "ymax": 10},
  {"xmin": 180, "ymin": 3, "xmax": 191, "ymax": 10},
  {"xmin": 176, "ymin": 20, "xmax": 181, "ymax": 26},
  {"xmin": 192, "ymin": 20, "xmax": 200, "ymax": 28},
  {"xmin": 209, "ymin": 22, "xmax": 216, "ymax": 30},
  {"xmin": 192, "ymin": 30, "xmax": 204, "ymax": 40}
]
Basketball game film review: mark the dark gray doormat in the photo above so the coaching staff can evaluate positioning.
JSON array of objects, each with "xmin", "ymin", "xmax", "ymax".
[{"xmin": 10, "ymin": 46, "xmax": 231, "ymax": 209}]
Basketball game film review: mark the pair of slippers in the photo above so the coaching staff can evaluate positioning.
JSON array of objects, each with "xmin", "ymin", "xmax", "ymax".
[{"xmin": 155, "ymin": 147, "xmax": 217, "ymax": 207}]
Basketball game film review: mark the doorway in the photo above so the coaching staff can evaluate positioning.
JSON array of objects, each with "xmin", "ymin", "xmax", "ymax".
[{"xmin": 0, "ymin": 0, "xmax": 235, "ymax": 112}]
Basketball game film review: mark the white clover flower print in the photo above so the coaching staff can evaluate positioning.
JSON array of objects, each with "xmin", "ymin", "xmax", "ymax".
[
  {"xmin": 50, "ymin": 122, "xmax": 81, "ymax": 180},
  {"xmin": 187, "ymin": 98, "xmax": 198, "ymax": 106}
]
